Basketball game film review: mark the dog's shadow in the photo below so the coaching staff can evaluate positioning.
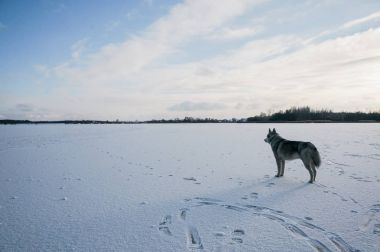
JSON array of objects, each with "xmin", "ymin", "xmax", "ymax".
[{"xmin": 250, "ymin": 177, "xmax": 312, "ymax": 205}]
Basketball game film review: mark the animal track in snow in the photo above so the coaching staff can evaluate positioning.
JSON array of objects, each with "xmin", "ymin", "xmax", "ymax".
[
  {"xmin": 158, "ymin": 215, "xmax": 172, "ymax": 236},
  {"xmin": 213, "ymin": 232, "xmax": 225, "ymax": 237},
  {"xmin": 185, "ymin": 225, "xmax": 203, "ymax": 250},
  {"xmin": 179, "ymin": 208, "xmax": 188, "ymax": 221},
  {"xmin": 190, "ymin": 197, "xmax": 359, "ymax": 252},
  {"xmin": 213, "ymin": 228, "xmax": 245, "ymax": 245},
  {"xmin": 265, "ymin": 182, "xmax": 275, "ymax": 188},
  {"xmin": 344, "ymin": 153, "xmax": 380, "ymax": 161},
  {"xmin": 360, "ymin": 203, "xmax": 380, "ymax": 236},
  {"xmin": 158, "ymin": 196, "xmax": 361, "ymax": 251},
  {"xmin": 241, "ymin": 192, "xmax": 258, "ymax": 200},
  {"xmin": 232, "ymin": 229, "xmax": 245, "ymax": 236},
  {"xmin": 178, "ymin": 208, "xmax": 203, "ymax": 250},
  {"xmin": 231, "ymin": 237, "xmax": 243, "ymax": 244},
  {"xmin": 348, "ymin": 175, "xmax": 372, "ymax": 183},
  {"xmin": 159, "ymin": 208, "xmax": 203, "ymax": 250},
  {"xmin": 250, "ymin": 192, "xmax": 258, "ymax": 199},
  {"xmin": 183, "ymin": 177, "xmax": 197, "ymax": 181},
  {"xmin": 373, "ymin": 224, "xmax": 380, "ymax": 235},
  {"xmin": 315, "ymin": 183, "xmax": 361, "ymax": 205}
]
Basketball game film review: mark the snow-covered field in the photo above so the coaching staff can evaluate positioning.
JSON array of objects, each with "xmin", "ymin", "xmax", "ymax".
[{"xmin": 0, "ymin": 124, "xmax": 379, "ymax": 251}]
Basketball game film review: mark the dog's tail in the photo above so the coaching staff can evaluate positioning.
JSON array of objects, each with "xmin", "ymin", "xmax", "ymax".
[
  {"xmin": 312, "ymin": 150, "xmax": 321, "ymax": 168},
  {"xmin": 308, "ymin": 143, "xmax": 321, "ymax": 167}
]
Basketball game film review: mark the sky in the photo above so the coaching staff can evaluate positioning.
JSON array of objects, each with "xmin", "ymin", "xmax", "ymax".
[{"xmin": 0, "ymin": 0, "xmax": 380, "ymax": 120}]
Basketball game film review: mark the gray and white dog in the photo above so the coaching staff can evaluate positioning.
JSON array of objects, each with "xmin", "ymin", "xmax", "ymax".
[{"xmin": 264, "ymin": 128, "xmax": 321, "ymax": 183}]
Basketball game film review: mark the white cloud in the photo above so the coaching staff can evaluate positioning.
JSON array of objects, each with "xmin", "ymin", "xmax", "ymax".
[
  {"xmin": 148, "ymin": 27, "xmax": 380, "ymax": 115},
  {"xmin": 146, "ymin": 0, "xmax": 263, "ymax": 43},
  {"xmin": 168, "ymin": 101, "xmax": 226, "ymax": 111},
  {"xmin": 33, "ymin": 64, "xmax": 51, "ymax": 77},
  {"xmin": 15, "ymin": 104, "xmax": 34, "ymax": 112},
  {"xmin": 71, "ymin": 38, "xmax": 89, "ymax": 60},
  {"xmin": 51, "ymin": 0, "xmax": 265, "ymax": 86},
  {"xmin": 210, "ymin": 35, "xmax": 304, "ymax": 66},
  {"xmin": 207, "ymin": 26, "xmax": 261, "ymax": 41},
  {"xmin": 342, "ymin": 11, "xmax": 380, "ymax": 29},
  {"xmin": 309, "ymin": 10, "xmax": 380, "ymax": 43},
  {"xmin": 58, "ymin": 28, "xmax": 380, "ymax": 118},
  {"xmin": 215, "ymin": 28, "xmax": 380, "ymax": 112}
]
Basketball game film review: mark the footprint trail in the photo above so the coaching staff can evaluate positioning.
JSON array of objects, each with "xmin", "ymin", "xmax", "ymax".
[{"xmin": 158, "ymin": 196, "xmax": 362, "ymax": 251}]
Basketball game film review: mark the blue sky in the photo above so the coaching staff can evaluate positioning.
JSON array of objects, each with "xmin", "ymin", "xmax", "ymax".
[{"xmin": 1, "ymin": 0, "xmax": 380, "ymax": 120}]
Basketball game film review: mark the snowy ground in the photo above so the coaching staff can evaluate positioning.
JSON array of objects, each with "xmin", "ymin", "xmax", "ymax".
[{"xmin": 0, "ymin": 124, "xmax": 379, "ymax": 251}]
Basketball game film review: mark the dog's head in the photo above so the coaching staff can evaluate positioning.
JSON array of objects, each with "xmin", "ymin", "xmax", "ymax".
[{"xmin": 264, "ymin": 128, "xmax": 277, "ymax": 143}]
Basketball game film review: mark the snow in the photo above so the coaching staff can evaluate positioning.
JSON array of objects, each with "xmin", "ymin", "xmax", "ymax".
[{"xmin": 0, "ymin": 124, "xmax": 379, "ymax": 251}]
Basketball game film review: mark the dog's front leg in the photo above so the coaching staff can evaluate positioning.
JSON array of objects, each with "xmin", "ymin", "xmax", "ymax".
[{"xmin": 275, "ymin": 158, "xmax": 281, "ymax": 177}]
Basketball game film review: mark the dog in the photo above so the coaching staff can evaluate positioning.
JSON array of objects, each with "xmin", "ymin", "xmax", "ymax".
[{"xmin": 264, "ymin": 128, "xmax": 321, "ymax": 183}]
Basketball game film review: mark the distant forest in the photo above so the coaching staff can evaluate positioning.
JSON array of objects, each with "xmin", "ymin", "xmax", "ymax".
[
  {"xmin": 1, "ymin": 106, "xmax": 379, "ymax": 124},
  {"xmin": 246, "ymin": 106, "xmax": 380, "ymax": 122}
]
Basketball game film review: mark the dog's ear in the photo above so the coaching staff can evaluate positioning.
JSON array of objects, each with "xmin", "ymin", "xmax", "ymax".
[
  {"xmin": 268, "ymin": 128, "xmax": 271, "ymax": 133},
  {"xmin": 273, "ymin": 128, "xmax": 276, "ymax": 133}
]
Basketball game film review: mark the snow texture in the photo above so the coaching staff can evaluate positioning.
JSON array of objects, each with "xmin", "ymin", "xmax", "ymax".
[{"xmin": 0, "ymin": 124, "xmax": 379, "ymax": 251}]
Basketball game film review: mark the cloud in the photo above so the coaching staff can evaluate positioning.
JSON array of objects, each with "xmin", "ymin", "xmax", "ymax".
[
  {"xmin": 168, "ymin": 101, "xmax": 226, "ymax": 111},
  {"xmin": 50, "ymin": 0, "xmax": 266, "ymax": 86},
  {"xmin": 33, "ymin": 64, "xmax": 51, "ymax": 77},
  {"xmin": 310, "ymin": 10, "xmax": 380, "ymax": 43},
  {"xmin": 195, "ymin": 67, "xmax": 214, "ymax": 76},
  {"xmin": 71, "ymin": 38, "xmax": 88, "ymax": 60},
  {"xmin": 158, "ymin": 27, "xmax": 380, "ymax": 114},
  {"xmin": 28, "ymin": 24, "xmax": 380, "ymax": 120},
  {"xmin": 0, "ymin": 102, "xmax": 52, "ymax": 120},
  {"xmin": 16, "ymin": 104, "xmax": 34, "ymax": 112},
  {"xmin": 342, "ymin": 11, "xmax": 380, "ymax": 29},
  {"xmin": 18, "ymin": 1, "xmax": 380, "ymax": 120},
  {"xmin": 207, "ymin": 26, "xmax": 261, "ymax": 41},
  {"xmin": 211, "ymin": 35, "xmax": 303, "ymax": 65}
]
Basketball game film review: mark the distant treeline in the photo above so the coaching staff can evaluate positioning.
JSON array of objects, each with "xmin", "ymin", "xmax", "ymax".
[
  {"xmin": 246, "ymin": 107, "xmax": 380, "ymax": 122},
  {"xmin": 0, "ymin": 118, "xmax": 237, "ymax": 124},
  {"xmin": 1, "ymin": 107, "xmax": 379, "ymax": 124},
  {"xmin": 146, "ymin": 117, "xmax": 237, "ymax": 123},
  {"xmin": 0, "ymin": 119, "xmax": 137, "ymax": 125}
]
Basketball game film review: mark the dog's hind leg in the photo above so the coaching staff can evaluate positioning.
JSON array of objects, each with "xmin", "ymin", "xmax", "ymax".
[
  {"xmin": 307, "ymin": 167, "xmax": 314, "ymax": 183},
  {"xmin": 280, "ymin": 160, "xmax": 285, "ymax": 177},
  {"xmin": 310, "ymin": 162, "xmax": 317, "ymax": 182},
  {"xmin": 302, "ymin": 159, "xmax": 314, "ymax": 183}
]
